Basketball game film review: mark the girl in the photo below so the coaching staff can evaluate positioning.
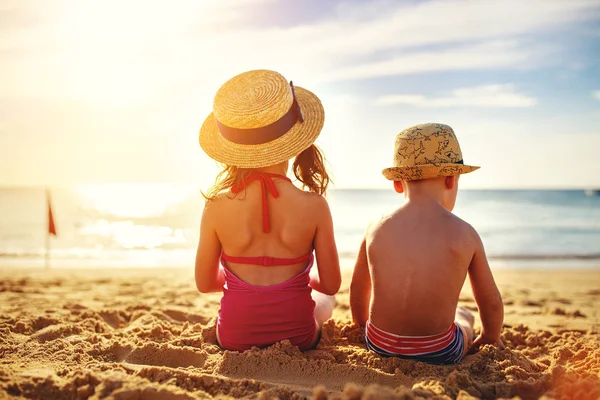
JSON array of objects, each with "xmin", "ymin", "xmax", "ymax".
[{"xmin": 195, "ymin": 70, "xmax": 341, "ymax": 352}]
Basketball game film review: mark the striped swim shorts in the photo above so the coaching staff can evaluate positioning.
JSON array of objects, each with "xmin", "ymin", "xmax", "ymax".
[{"xmin": 364, "ymin": 320, "xmax": 465, "ymax": 365}]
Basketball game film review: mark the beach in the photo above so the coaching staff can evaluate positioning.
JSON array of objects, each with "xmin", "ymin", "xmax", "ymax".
[
  {"xmin": 1, "ymin": 264, "xmax": 599, "ymax": 400},
  {"xmin": 2, "ymin": 1, "xmax": 600, "ymax": 399}
]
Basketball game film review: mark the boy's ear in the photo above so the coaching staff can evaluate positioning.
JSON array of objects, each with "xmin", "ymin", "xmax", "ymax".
[
  {"xmin": 445, "ymin": 176, "xmax": 456, "ymax": 190},
  {"xmin": 393, "ymin": 181, "xmax": 404, "ymax": 193}
]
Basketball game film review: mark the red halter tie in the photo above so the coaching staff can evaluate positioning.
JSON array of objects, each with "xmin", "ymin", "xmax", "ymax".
[{"xmin": 231, "ymin": 172, "xmax": 292, "ymax": 233}]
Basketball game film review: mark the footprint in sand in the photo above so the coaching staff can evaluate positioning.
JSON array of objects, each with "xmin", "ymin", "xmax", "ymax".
[
  {"xmin": 161, "ymin": 308, "xmax": 209, "ymax": 324},
  {"xmin": 554, "ymin": 298, "xmax": 572, "ymax": 305},
  {"xmin": 122, "ymin": 344, "xmax": 206, "ymax": 369},
  {"xmin": 29, "ymin": 323, "xmax": 82, "ymax": 343},
  {"xmin": 521, "ymin": 300, "xmax": 544, "ymax": 307}
]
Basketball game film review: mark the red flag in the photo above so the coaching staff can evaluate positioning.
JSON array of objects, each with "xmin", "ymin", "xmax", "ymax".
[{"xmin": 47, "ymin": 190, "xmax": 57, "ymax": 236}]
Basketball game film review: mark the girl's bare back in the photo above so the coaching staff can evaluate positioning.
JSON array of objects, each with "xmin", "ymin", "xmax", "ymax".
[{"xmin": 211, "ymin": 180, "xmax": 325, "ymax": 286}]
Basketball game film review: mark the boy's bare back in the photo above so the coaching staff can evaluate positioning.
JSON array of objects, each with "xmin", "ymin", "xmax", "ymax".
[{"xmin": 365, "ymin": 198, "xmax": 479, "ymax": 335}]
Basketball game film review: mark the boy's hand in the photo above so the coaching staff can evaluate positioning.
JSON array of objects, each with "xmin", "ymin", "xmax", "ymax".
[{"xmin": 470, "ymin": 334, "xmax": 505, "ymax": 353}]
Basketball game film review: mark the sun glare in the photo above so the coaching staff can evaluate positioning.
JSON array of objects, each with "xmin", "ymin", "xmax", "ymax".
[
  {"xmin": 75, "ymin": 183, "xmax": 195, "ymax": 218},
  {"xmin": 54, "ymin": 1, "xmax": 223, "ymax": 108}
]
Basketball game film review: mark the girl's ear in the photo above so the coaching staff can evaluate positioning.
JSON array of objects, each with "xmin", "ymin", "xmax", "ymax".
[
  {"xmin": 393, "ymin": 181, "xmax": 404, "ymax": 193},
  {"xmin": 445, "ymin": 176, "xmax": 456, "ymax": 190}
]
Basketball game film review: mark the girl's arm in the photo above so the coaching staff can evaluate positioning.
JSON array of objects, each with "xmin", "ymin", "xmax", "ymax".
[
  {"xmin": 310, "ymin": 196, "xmax": 341, "ymax": 295},
  {"xmin": 349, "ymin": 236, "xmax": 371, "ymax": 328},
  {"xmin": 195, "ymin": 203, "xmax": 224, "ymax": 293}
]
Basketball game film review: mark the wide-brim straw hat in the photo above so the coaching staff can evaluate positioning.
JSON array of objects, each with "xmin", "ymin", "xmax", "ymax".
[
  {"xmin": 199, "ymin": 70, "xmax": 324, "ymax": 168},
  {"xmin": 382, "ymin": 123, "xmax": 479, "ymax": 181}
]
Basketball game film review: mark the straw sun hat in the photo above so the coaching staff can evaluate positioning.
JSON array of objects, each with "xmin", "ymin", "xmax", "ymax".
[
  {"xmin": 199, "ymin": 70, "xmax": 324, "ymax": 168},
  {"xmin": 382, "ymin": 123, "xmax": 479, "ymax": 181}
]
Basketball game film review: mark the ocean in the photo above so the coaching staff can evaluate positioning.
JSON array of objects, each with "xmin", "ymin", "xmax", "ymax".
[{"xmin": 1, "ymin": 186, "xmax": 599, "ymax": 269}]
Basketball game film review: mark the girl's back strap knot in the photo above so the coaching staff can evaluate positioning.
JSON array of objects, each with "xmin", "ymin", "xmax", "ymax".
[{"xmin": 231, "ymin": 172, "xmax": 292, "ymax": 233}]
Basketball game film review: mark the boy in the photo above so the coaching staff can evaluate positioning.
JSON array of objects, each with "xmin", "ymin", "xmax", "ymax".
[{"xmin": 350, "ymin": 123, "xmax": 504, "ymax": 365}]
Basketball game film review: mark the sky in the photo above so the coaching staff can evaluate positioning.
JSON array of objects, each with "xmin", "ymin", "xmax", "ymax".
[{"xmin": 1, "ymin": 0, "xmax": 599, "ymax": 189}]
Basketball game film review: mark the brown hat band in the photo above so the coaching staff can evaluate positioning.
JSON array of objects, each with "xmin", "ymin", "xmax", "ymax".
[{"xmin": 215, "ymin": 81, "xmax": 305, "ymax": 145}]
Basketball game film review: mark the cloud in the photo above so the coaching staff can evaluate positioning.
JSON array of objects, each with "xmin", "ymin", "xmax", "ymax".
[
  {"xmin": 0, "ymin": 0, "xmax": 596, "ymax": 113},
  {"xmin": 376, "ymin": 84, "xmax": 537, "ymax": 108},
  {"xmin": 163, "ymin": 0, "xmax": 597, "ymax": 84},
  {"xmin": 0, "ymin": 0, "xmax": 276, "ymax": 52},
  {"xmin": 2, "ymin": 0, "xmax": 598, "ymax": 80},
  {"xmin": 593, "ymin": 90, "xmax": 600, "ymax": 101},
  {"xmin": 0, "ymin": 0, "xmax": 595, "ymax": 108},
  {"xmin": 319, "ymin": 41, "xmax": 548, "ymax": 82},
  {"xmin": 327, "ymin": 0, "xmax": 599, "ymax": 55}
]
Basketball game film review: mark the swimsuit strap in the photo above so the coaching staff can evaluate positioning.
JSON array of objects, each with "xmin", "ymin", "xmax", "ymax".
[
  {"xmin": 221, "ymin": 252, "xmax": 313, "ymax": 266},
  {"xmin": 231, "ymin": 172, "xmax": 292, "ymax": 233}
]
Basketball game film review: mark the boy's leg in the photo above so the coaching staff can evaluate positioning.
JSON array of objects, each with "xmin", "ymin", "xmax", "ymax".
[{"xmin": 455, "ymin": 306, "xmax": 475, "ymax": 355}]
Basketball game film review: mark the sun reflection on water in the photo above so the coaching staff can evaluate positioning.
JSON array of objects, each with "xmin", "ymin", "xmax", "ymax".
[
  {"xmin": 75, "ymin": 183, "xmax": 196, "ymax": 218},
  {"xmin": 74, "ymin": 184, "xmax": 200, "ymax": 251}
]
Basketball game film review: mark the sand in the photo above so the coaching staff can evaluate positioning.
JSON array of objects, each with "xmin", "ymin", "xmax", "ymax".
[{"xmin": 1, "ymin": 265, "xmax": 599, "ymax": 400}]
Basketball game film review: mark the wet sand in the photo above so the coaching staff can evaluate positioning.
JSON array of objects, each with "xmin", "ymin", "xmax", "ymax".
[{"xmin": 1, "ymin": 266, "xmax": 599, "ymax": 399}]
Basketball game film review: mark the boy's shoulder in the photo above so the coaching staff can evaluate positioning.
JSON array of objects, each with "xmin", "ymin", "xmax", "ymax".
[
  {"xmin": 366, "ymin": 205, "xmax": 481, "ymax": 242},
  {"xmin": 447, "ymin": 212, "xmax": 481, "ymax": 240},
  {"xmin": 364, "ymin": 210, "xmax": 397, "ymax": 240}
]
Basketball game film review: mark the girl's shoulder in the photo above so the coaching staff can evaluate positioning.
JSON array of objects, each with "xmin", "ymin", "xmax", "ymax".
[
  {"xmin": 203, "ymin": 191, "xmax": 233, "ymax": 210},
  {"xmin": 293, "ymin": 189, "xmax": 332, "ymax": 213}
]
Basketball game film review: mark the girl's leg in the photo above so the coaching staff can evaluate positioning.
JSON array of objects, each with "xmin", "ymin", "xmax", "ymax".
[
  {"xmin": 308, "ymin": 291, "xmax": 336, "ymax": 348},
  {"xmin": 313, "ymin": 290, "xmax": 336, "ymax": 326}
]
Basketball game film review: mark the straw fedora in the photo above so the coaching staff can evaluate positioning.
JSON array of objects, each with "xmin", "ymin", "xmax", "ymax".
[
  {"xmin": 199, "ymin": 70, "xmax": 324, "ymax": 168},
  {"xmin": 382, "ymin": 123, "xmax": 479, "ymax": 181}
]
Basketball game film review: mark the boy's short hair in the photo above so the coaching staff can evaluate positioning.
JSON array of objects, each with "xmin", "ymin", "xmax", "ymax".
[{"xmin": 382, "ymin": 123, "xmax": 479, "ymax": 181}]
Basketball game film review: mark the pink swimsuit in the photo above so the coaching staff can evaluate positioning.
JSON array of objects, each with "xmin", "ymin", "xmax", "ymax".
[{"xmin": 216, "ymin": 172, "xmax": 317, "ymax": 351}]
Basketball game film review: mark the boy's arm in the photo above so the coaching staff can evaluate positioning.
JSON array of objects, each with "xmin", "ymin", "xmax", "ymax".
[
  {"xmin": 350, "ymin": 236, "xmax": 371, "ymax": 328},
  {"xmin": 468, "ymin": 230, "xmax": 504, "ymax": 349},
  {"xmin": 195, "ymin": 203, "xmax": 225, "ymax": 293}
]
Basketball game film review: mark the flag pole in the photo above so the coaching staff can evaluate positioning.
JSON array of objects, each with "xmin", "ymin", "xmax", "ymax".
[
  {"xmin": 45, "ymin": 223, "xmax": 51, "ymax": 269},
  {"xmin": 46, "ymin": 188, "xmax": 57, "ymax": 268}
]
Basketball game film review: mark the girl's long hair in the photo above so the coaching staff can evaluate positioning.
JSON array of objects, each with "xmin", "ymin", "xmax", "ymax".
[
  {"xmin": 203, "ymin": 144, "xmax": 330, "ymax": 202},
  {"xmin": 292, "ymin": 144, "xmax": 330, "ymax": 195}
]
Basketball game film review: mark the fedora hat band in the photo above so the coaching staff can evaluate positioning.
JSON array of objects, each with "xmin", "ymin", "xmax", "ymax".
[
  {"xmin": 399, "ymin": 159, "xmax": 464, "ymax": 168},
  {"xmin": 215, "ymin": 81, "xmax": 305, "ymax": 145}
]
